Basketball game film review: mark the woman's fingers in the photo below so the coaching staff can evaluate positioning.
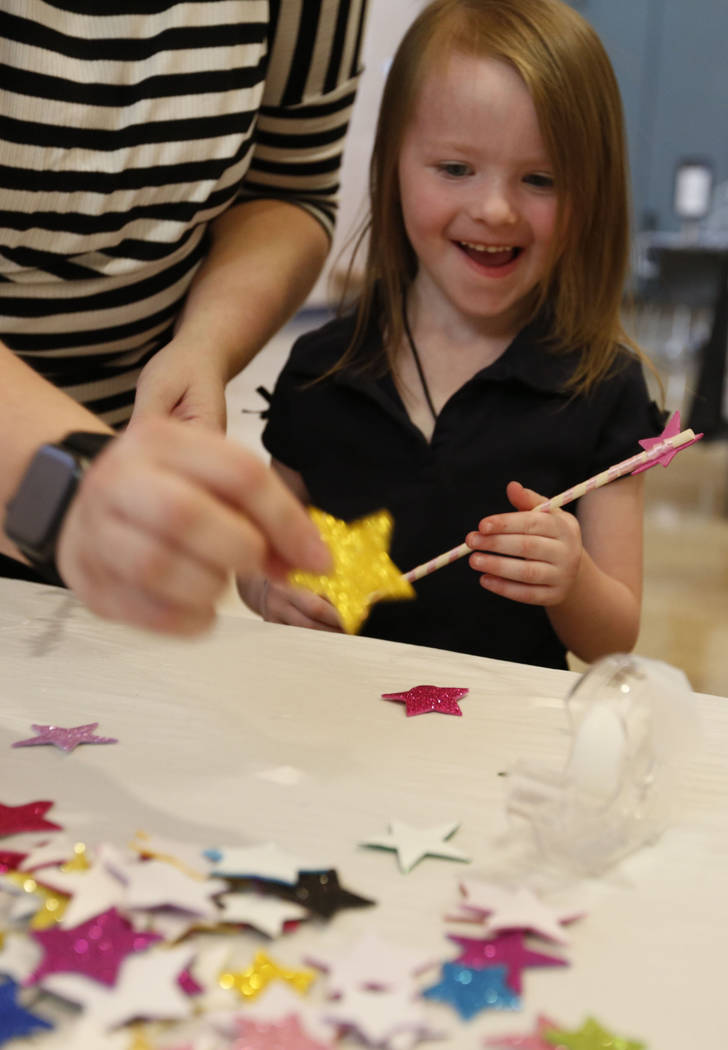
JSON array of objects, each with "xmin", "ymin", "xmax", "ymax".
[{"xmin": 55, "ymin": 418, "xmax": 331, "ymax": 635}]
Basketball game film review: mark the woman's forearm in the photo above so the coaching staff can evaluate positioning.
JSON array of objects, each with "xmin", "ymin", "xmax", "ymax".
[
  {"xmin": 172, "ymin": 198, "xmax": 330, "ymax": 381},
  {"xmin": 0, "ymin": 343, "xmax": 111, "ymax": 559}
]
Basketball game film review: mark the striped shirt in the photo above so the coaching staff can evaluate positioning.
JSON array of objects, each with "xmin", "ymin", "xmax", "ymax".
[{"xmin": 0, "ymin": 0, "xmax": 368, "ymax": 425}]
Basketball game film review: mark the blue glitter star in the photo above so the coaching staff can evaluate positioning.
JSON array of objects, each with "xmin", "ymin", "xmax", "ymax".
[
  {"xmin": 421, "ymin": 962, "xmax": 520, "ymax": 1020},
  {"xmin": 0, "ymin": 978, "xmax": 53, "ymax": 1045}
]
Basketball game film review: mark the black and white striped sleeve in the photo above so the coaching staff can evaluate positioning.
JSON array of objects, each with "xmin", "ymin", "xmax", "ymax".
[{"xmin": 237, "ymin": 0, "xmax": 370, "ymax": 237}]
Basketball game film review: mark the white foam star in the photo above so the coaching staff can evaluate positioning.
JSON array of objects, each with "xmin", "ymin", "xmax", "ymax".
[
  {"xmin": 218, "ymin": 891, "xmax": 308, "ymax": 937},
  {"xmin": 361, "ymin": 820, "xmax": 470, "ymax": 873}
]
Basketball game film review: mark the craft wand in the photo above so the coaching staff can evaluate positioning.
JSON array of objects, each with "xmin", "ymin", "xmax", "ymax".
[{"xmin": 402, "ymin": 421, "xmax": 701, "ymax": 585}]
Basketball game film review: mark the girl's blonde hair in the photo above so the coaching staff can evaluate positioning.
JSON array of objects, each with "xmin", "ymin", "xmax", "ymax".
[{"xmin": 338, "ymin": 0, "xmax": 647, "ymax": 393}]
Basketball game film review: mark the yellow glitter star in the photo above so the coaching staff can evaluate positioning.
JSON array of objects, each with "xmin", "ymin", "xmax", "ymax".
[
  {"xmin": 219, "ymin": 950, "xmax": 315, "ymax": 1001},
  {"xmin": 545, "ymin": 1017, "xmax": 646, "ymax": 1050},
  {"xmin": 3, "ymin": 871, "xmax": 69, "ymax": 929},
  {"xmin": 289, "ymin": 508, "xmax": 415, "ymax": 634}
]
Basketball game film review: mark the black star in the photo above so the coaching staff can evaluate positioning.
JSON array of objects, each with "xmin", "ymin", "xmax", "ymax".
[{"xmin": 248, "ymin": 869, "xmax": 375, "ymax": 919}]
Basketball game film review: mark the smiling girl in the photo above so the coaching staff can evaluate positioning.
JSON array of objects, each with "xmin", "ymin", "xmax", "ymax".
[{"xmin": 238, "ymin": 0, "xmax": 664, "ymax": 670}]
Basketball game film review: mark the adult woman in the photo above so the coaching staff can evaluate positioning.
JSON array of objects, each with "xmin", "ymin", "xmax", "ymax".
[{"xmin": 1, "ymin": 0, "xmax": 366, "ymax": 632}]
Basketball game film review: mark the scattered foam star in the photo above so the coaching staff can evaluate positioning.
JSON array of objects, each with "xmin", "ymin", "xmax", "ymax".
[
  {"xmin": 483, "ymin": 1014, "xmax": 565, "ymax": 1048},
  {"xmin": 12, "ymin": 722, "xmax": 117, "ymax": 753},
  {"xmin": 26, "ymin": 907, "xmax": 161, "ymax": 987},
  {"xmin": 3, "ymin": 871, "xmax": 69, "ymax": 929},
  {"xmin": 233, "ymin": 1015, "xmax": 334, "ymax": 1050},
  {"xmin": 323, "ymin": 986, "xmax": 443, "ymax": 1048},
  {"xmin": 447, "ymin": 930, "xmax": 567, "ymax": 994},
  {"xmin": 0, "ymin": 976, "xmax": 53, "ymax": 1042},
  {"xmin": 0, "ymin": 800, "xmax": 62, "ymax": 837},
  {"xmin": 42, "ymin": 943, "xmax": 196, "ymax": 1030},
  {"xmin": 361, "ymin": 819, "xmax": 470, "ymax": 873},
  {"xmin": 422, "ymin": 961, "xmax": 520, "ymax": 1020},
  {"xmin": 219, "ymin": 950, "xmax": 315, "ymax": 1001},
  {"xmin": 204, "ymin": 841, "xmax": 304, "ymax": 884},
  {"xmin": 484, "ymin": 888, "xmax": 576, "ymax": 945},
  {"xmin": 289, "ymin": 508, "xmax": 414, "ymax": 634},
  {"xmin": 119, "ymin": 859, "xmax": 226, "ymax": 918},
  {"xmin": 38, "ymin": 848, "xmax": 126, "ymax": 928},
  {"xmin": 381, "ymin": 684, "xmax": 468, "ymax": 717},
  {"xmin": 265, "ymin": 869, "xmax": 375, "ymax": 919},
  {"xmin": 305, "ymin": 931, "xmax": 437, "ymax": 996},
  {"xmin": 130, "ymin": 832, "xmax": 214, "ymax": 880},
  {"xmin": 218, "ymin": 891, "xmax": 308, "ymax": 937},
  {"xmin": 544, "ymin": 1017, "xmax": 646, "ymax": 1050}
]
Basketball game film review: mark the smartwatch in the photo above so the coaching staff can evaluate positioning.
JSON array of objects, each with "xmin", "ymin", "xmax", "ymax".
[{"xmin": 4, "ymin": 431, "xmax": 114, "ymax": 585}]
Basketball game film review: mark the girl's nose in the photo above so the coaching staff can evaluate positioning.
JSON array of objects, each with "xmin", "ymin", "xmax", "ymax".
[{"xmin": 469, "ymin": 180, "xmax": 517, "ymax": 226}]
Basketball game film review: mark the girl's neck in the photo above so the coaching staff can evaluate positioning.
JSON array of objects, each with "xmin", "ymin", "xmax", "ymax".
[{"xmin": 392, "ymin": 286, "xmax": 523, "ymax": 442}]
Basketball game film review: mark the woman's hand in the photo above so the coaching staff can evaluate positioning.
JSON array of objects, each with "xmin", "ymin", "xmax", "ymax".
[
  {"xmin": 55, "ymin": 418, "xmax": 330, "ymax": 636},
  {"xmin": 131, "ymin": 337, "xmax": 228, "ymax": 432},
  {"xmin": 248, "ymin": 577, "xmax": 343, "ymax": 633},
  {"xmin": 466, "ymin": 480, "xmax": 583, "ymax": 606}
]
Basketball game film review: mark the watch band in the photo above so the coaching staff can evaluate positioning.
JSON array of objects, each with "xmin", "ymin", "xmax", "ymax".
[{"xmin": 4, "ymin": 431, "xmax": 114, "ymax": 587}]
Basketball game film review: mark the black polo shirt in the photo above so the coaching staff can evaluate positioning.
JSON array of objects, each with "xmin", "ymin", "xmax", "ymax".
[{"xmin": 263, "ymin": 312, "xmax": 662, "ymax": 669}]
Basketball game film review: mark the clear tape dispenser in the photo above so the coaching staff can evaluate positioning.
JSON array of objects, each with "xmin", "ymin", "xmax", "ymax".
[{"xmin": 506, "ymin": 654, "xmax": 700, "ymax": 876}]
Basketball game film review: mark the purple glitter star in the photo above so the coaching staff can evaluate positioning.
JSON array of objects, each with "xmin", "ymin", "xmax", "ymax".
[
  {"xmin": 26, "ymin": 907, "xmax": 161, "ymax": 987},
  {"xmin": 13, "ymin": 723, "xmax": 118, "ymax": 753},
  {"xmin": 381, "ymin": 685, "xmax": 468, "ymax": 717},
  {"xmin": 448, "ymin": 930, "xmax": 567, "ymax": 995}
]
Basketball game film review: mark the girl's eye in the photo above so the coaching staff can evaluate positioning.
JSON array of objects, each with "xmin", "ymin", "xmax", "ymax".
[
  {"xmin": 438, "ymin": 162, "xmax": 471, "ymax": 178},
  {"xmin": 524, "ymin": 172, "xmax": 555, "ymax": 189}
]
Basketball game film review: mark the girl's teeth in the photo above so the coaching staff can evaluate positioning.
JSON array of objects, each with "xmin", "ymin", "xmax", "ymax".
[{"xmin": 460, "ymin": 242, "xmax": 513, "ymax": 252}]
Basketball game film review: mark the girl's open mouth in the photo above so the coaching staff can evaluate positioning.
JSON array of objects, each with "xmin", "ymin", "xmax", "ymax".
[{"xmin": 457, "ymin": 242, "xmax": 522, "ymax": 267}]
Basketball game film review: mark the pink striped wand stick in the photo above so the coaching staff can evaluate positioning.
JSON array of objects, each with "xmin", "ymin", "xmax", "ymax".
[{"xmin": 402, "ymin": 416, "xmax": 702, "ymax": 585}]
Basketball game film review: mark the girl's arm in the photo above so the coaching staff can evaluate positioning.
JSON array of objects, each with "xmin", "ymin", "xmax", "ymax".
[
  {"xmin": 545, "ymin": 477, "xmax": 643, "ymax": 661},
  {"xmin": 467, "ymin": 476, "xmax": 644, "ymax": 663},
  {"xmin": 237, "ymin": 460, "xmax": 343, "ymax": 632}
]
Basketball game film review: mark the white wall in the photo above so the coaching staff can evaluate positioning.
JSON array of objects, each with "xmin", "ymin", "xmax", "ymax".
[{"xmin": 309, "ymin": 0, "xmax": 426, "ymax": 306}]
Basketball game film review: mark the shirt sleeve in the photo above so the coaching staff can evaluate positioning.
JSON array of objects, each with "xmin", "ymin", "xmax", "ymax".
[
  {"xmin": 235, "ymin": 0, "xmax": 370, "ymax": 237},
  {"xmin": 262, "ymin": 353, "xmax": 306, "ymax": 472},
  {"xmin": 588, "ymin": 354, "xmax": 667, "ymax": 476}
]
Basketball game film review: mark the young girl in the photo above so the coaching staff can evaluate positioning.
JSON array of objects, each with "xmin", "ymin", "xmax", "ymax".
[{"xmin": 238, "ymin": 0, "xmax": 664, "ymax": 670}]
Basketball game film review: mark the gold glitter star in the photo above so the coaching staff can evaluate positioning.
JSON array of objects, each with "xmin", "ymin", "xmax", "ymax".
[
  {"xmin": 219, "ymin": 950, "xmax": 315, "ymax": 1001},
  {"xmin": 60, "ymin": 842, "xmax": 90, "ymax": 873},
  {"xmin": 4, "ymin": 871, "xmax": 69, "ymax": 929},
  {"xmin": 545, "ymin": 1017, "xmax": 646, "ymax": 1050},
  {"xmin": 289, "ymin": 508, "xmax": 414, "ymax": 634}
]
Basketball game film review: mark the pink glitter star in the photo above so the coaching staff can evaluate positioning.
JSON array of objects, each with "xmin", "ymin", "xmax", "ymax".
[
  {"xmin": 233, "ymin": 1014, "xmax": 334, "ymax": 1049},
  {"xmin": 483, "ymin": 1014, "xmax": 564, "ymax": 1049},
  {"xmin": 26, "ymin": 907, "xmax": 161, "ymax": 986},
  {"xmin": 0, "ymin": 800, "xmax": 62, "ymax": 838},
  {"xmin": 633, "ymin": 410, "xmax": 703, "ymax": 473},
  {"xmin": 381, "ymin": 684, "xmax": 468, "ymax": 717},
  {"xmin": 13, "ymin": 723, "xmax": 118, "ymax": 753},
  {"xmin": 0, "ymin": 849, "xmax": 27, "ymax": 873},
  {"xmin": 448, "ymin": 930, "xmax": 567, "ymax": 994}
]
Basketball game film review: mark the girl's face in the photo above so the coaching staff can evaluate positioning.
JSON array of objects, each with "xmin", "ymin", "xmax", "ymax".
[{"xmin": 397, "ymin": 52, "xmax": 560, "ymax": 338}]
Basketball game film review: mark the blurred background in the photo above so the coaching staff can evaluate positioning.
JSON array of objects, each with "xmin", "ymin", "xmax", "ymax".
[{"xmin": 227, "ymin": 0, "xmax": 728, "ymax": 697}]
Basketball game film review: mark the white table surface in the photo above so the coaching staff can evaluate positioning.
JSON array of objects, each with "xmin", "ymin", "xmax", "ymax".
[{"xmin": 0, "ymin": 577, "xmax": 726, "ymax": 1049}]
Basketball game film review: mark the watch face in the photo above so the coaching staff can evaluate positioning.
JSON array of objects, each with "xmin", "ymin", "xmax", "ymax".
[{"xmin": 5, "ymin": 446, "xmax": 81, "ymax": 555}]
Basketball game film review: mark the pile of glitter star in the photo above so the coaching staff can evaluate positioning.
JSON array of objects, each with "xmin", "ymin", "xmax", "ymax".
[{"xmin": 0, "ymin": 796, "xmax": 648, "ymax": 1050}]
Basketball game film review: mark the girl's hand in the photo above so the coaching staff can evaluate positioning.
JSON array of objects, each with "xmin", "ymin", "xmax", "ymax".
[
  {"xmin": 465, "ymin": 480, "xmax": 583, "ymax": 606},
  {"xmin": 254, "ymin": 578, "xmax": 343, "ymax": 633}
]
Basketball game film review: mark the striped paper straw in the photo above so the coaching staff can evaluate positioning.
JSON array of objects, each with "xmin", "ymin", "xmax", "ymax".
[{"xmin": 402, "ymin": 427, "xmax": 700, "ymax": 584}]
